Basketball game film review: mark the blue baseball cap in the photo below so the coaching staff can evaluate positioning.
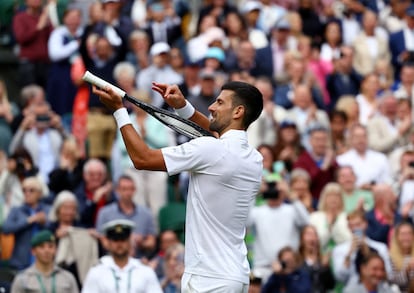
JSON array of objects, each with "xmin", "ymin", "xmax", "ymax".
[{"xmin": 205, "ymin": 47, "xmax": 225, "ymax": 63}]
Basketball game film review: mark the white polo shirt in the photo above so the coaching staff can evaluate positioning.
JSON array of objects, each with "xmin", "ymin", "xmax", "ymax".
[
  {"xmin": 161, "ymin": 130, "xmax": 263, "ymax": 284},
  {"xmin": 336, "ymin": 148, "xmax": 392, "ymax": 187},
  {"xmin": 82, "ymin": 256, "xmax": 162, "ymax": 293}
]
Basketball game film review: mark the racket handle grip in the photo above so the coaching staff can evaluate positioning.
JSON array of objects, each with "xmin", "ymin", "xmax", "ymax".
[{"xmin": 82, "ymin": 71, "xmax": 126, "ymax": 98}]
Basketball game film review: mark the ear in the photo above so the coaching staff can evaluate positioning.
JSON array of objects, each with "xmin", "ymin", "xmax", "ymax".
[{"xmin": 233, "ymin": 105, "xmax": 245, "ymax": 120}]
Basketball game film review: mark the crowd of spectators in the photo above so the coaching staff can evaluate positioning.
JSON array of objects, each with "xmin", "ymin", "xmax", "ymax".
[{"xmin": 1, "ymin": 0, "xmax": 414, "ymax": 292}]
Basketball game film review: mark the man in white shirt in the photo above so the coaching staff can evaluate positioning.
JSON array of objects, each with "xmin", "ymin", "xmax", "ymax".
[
  {"xmin": 336, "ymin": 124, "xmax": 392, "ymax": 189},
  {"xmin": 92, "ymin": 80, "xmax": 264, "ymax": 292},
  {"xmin": 82, "ymin": 219, "xmax": 162, "ymax": 293},
  {"xmin": 332, "ymin": 210, "xmax": 392, "ymax": 285}
]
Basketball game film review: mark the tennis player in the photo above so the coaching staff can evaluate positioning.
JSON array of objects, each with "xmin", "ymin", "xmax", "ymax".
[{"xmin": 92, "ymin": 80, "xmax": 263, "ymax": 293}]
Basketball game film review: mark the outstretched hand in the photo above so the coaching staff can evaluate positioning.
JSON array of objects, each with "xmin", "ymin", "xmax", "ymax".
[
  {"xmin": 152, "ymin": 82, "xmax": 186, "ymax": 109},
  {"xmin": 92, "ymin": 85, "xmax": 124, "ymax": 112}
]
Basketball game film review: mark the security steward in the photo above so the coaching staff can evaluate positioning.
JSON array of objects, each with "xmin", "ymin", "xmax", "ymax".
[
  {"xmin": 11, "ymin": 230, "xmax": 79, "ymax": 293},
  {"xmin": 82, "ymin": 219, "xmax": 162, "ymax": 293}
]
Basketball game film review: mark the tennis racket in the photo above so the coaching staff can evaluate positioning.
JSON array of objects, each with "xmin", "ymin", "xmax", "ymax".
[{"xmin": 82, "ymin": 71, "xmax": 214, "ymax": 139}]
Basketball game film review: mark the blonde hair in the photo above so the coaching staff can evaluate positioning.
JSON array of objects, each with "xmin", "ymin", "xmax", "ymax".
[
  {"xmin": 317, "ymin": 182, "xmax": 344, "ymax": 211},
  {"xmin": 49, "ymin": 190, "xmax": 79, "ymax": 222},
  {"xmin": 389, "ymin": 222, "xmax": 414, "ymax": 270}
]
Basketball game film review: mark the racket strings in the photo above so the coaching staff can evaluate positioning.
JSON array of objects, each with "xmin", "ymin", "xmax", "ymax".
[{"xmin": 154, "ymin": 113, "xmax": 207, "ymax": 139}]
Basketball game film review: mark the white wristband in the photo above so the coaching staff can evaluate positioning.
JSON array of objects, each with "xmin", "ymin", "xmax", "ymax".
[
  {"xmin": 113, "ymin": 108, "xmax": 131, "ymax": 129},
  {"xmin": 175, "ymin": 101, "xmax": 195, "ymax": 119}
]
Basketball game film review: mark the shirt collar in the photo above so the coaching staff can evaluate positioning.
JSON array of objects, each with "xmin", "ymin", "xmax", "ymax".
[{"xmin": 219, "ymin": 129, "xmax": 247, "ymax": 141}]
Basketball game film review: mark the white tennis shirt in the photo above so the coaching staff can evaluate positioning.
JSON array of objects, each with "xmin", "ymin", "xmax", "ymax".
[{"xmin": 162, "ymin": 130, "xmax": 263, "ymax": 284}]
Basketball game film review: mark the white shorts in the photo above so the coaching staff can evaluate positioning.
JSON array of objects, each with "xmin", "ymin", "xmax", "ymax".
[{"xmin": 181, "ymin": 273, "xmax": 249, "ymax": 293}]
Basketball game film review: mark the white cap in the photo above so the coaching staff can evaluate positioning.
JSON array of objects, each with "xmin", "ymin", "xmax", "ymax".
[
  {"xmin": 150, "ymin": 42, "xmax": 171, "ymax": 56},
  {"xmin": 242, "ymin": 1, "xmax": 262, "ymax": 14}
]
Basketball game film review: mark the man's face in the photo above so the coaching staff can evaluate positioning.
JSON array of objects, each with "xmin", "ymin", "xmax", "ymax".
[
  {"xmin": 208, "ymin": 90, "xmax": 236, "ymax": 134},
  {"xmin": 362, "ymin": 257, "xmax": 386, "ymax": 288},
  {"xmin": 348, "ymin": 216, "xmax": 367, "ymax": 234},
  {"xmin": 309, "ymin": 130, "xmax": 328, "ymax": 157},
  {"xmin": 350, "ymin": 127, "xmax": 368, "ymax": 153},
  {"xmin": 32, "ymin": 242, "xmax": 56, "ymax": 265},
  {"xmin": 84, "ymin": 164, "xmax": 106, "ymax": 190},
  {"xmin": 108, "ymin": 238, "xmax": 131, "ymax": 259},
  {"xmin": 337, "ymin": 167, "xmax": 356, "ymax": 191},
  {"xmin": 116, "ymin": 178, "xmax": 135, "ymax": 202}
]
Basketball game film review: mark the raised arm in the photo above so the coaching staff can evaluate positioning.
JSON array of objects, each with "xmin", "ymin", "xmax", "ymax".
[
  {"xmin": 152, "ymin": 82, "xmax": 212, "ymax": 132},
  {"xmin": 92, "ymin": 86, "xmax": 166, "ymax": 171}
]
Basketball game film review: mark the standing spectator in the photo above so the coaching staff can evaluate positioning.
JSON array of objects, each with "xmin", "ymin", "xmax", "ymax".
[
  {"xmin": 310, "ymin": 183, "xmax": 352, "ymax": 252},
  {"xmin": 2, "ymin": 177, "xmax": 51, "ymax": 270},
  {"xmin": 96, "ymin": 175, "xmax": 157, "ymax": 258},
  {"xmin": 12, "ymin": 0, "xmax": 54, "ymax": 88},
  {"xmin": 389, "ymin": 222, "xmax": 414, "ymax": 293},
  {"xmin": 46, "ymin": 7, "xmax": 83, "ymax": 126},
  {"xmin": 248, "ymin": 180, "xmax": 309, "ymax": 281},
  {"xmin": 136, "ymin": 42, "xmax": 183, "ymax": 108},
  {"xmin": 10, "ymin": 230, "xmax": 79, "ymax": 293},
  {"xmin": 298, "ymin": 225, "xmax": 336, "ymax": 293},
  {"xmin": 293, "ymin": 126, "xmax": 337, "ymax": 202},
  {"xmin": 336, "ymin": 165, "xmax": 374, "ymax": 214},
  {"xmin": 73, "ymin": 158, "xmax": 114, "ymax": 228},
  {"xmin": 82, "ymin": 219, "xmax": 163, "ymax": 292},
  {"xmin": 326, "ymin": 46, "xmax": 362, "ymax": 110},
  {"xmin": 352, "ymin": 10, "xmax": 391, "ymax": 77},
  {"xmin": 336, "ymin": 124, "xmax": 392, "ymax": 189},
  {"xmin": 343, "ymin": 252, "xmax": 398, "ymax": 293},
  {"xmin": 261, "ymin": 246, "xmax": 312, "ymax": 293},
  {"xmin": 331, "ymin": 210, "xmax": 392, "ymax": 285}
]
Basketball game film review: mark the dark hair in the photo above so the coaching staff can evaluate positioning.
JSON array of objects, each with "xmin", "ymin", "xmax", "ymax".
[
  {"xmin": 117, "ymin": 174, "xmax": 134, "ymax": 185},
  {"xmin": 221, "ymin": 81, "xmax": 263, "ymax": 129},
  {"xmin": 329, "ymin": 109, "xmax": 348, "ymax": 123}
]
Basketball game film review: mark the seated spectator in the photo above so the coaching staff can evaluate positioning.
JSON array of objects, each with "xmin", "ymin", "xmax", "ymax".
[
  {"xmin": 336, "ymin": 165, "xmax": 374, "ymax": 214},
  {"xmin": 73, "ymin": 158, "xmax": 114, "ymax": 228},
  {"xmin": 389, "ymin": 127, "xmax": 414, "ymax": 179},
  {"xmin": 336, "ymin": 124, "xmax": 392, "ymax": 189},
  {"xmin": 332, "ymin": 210, "xmax": 392, "ymax": 286},
  {"xmin": 343, "ymin": 252, "xmax": 397, "ymax": 293},
  {"xmin": 160, "ymin": 243, "xmax": 185, "ymax": 293},
  {"xmin": 273, "ymin": 120, "xmax": 304, "ymax": 173},
  {"xmin": 187, "ymin": 68, "xmax": 219, "ymax": 117},
  {"xmin": 355, "ymin": 73, "xmax": 381, "ymax": 126},
  {"xmin": 320, "ymin": 20, "xmax": 342, "ymax": 63},
  {"xmin": 389, "ymin": 222, "xmax": 414, "ymax": 293},
  {"xmin": 375, "ymin": 59, "xmax": 394, "ymax": 92},
  {"xmin": 289, "ymin": 168, "xmax": 313, "ymax": 213},
  {"xmin": 310, "ymin": 183, "xmax": 352, "ymax": 252},
  {"xmin": 248, "ymin": 180, "xmax": 309, "ymax": 281},
  {"xmin": 96, "ymin": 175, "xmax": 156, "ymax": 259},
  {"xmin": 393, "ymin": 63, "xmax": 414, "ymax": 103},
  {"xmin": 126, "ymin": 29, "xmax": 151, "ymax": 71},
  {"xmin": 367, "ymin": 92, "xmax": 411, "ymax": 154},
  {"xmin": 366, "ymin": 184, "xmax": 412, "ymax": 246},
  {"xmin": 396, "ymin": 151, "xmax": 414, "ymax": 217},
  {"xmin": 298, "ymin": 225, "xmax": 336, "ymax": 293},
  {"xmin": 48, "ymin": 137, "xmax": 85, "ymax": 195},
  {"xmin": 2, "ymin": 177, "xmax": 51, "ymax": 270},
  {"xmin": 10, "ymin": 230, "xmax": 79, "ymax": 293},
  {"xmin": 293, "ymin": 125, "xmax": 337, "ymax": 204},
  {"xmin": 261, "ymin": 246, "xmax": 312, "ymax": 293},
  {"xmin": 9, "ymin": 100, "xmax": 67, "ymax": 184}
]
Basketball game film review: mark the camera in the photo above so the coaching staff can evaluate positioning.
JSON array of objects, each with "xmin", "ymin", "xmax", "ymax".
[
  {"xmin": 36, "ymin": 114, "xmax": 50, "ymax": 123},
  {"xmin": 262, "ymin": 181, "xmax": 279, "ymax": 199}
]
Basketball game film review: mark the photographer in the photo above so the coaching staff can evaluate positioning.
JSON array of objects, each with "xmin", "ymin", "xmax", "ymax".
[
  {"xmin": 248, "ymin": 179, "xmax": 309, "ymax": 282},
  {"xmin": 261, "ymin": 246, "xmax": 312, "ymax": 293},
  {"xmin": 9, "ymin": 100, "xmax": 67, "ymax": 185}
]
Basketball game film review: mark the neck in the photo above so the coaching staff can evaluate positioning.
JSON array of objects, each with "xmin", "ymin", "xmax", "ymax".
[
  {"xmin": 114, "ymin": 256, "xmax": 129, "ymax": 269},
  {"xmin": 119, "ymin": 200, "xmax": 134, "ymax": 214},
  {"xmin": 363, "ymin": 280, "xmax": 376, "ymax": 292},
  {"xmin": 35, "ymin": 261, "xmax": 54, "ymax": 275}
]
